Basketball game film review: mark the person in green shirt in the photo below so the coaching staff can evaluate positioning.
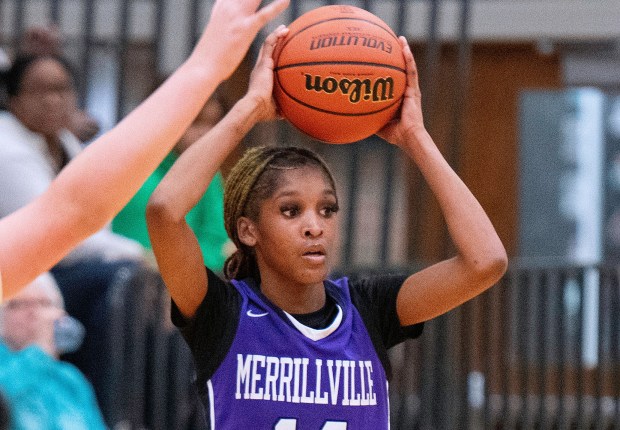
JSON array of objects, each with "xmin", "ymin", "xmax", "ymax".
[{"xmin": 113, "ymin": 93, "xmax": 232, "ymax": 273}]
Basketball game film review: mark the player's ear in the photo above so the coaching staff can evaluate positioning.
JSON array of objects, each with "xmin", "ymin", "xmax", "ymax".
[{"xmin": 237, "ymin": 216, "xmax": 258, "ymax": 247}]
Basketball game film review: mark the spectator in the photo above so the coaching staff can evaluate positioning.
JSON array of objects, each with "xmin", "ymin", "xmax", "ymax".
[
  {"xmin": 17, "ymin": 25, "xmax": 101, "ymax": 142},
  {"xmin": 113, "ymin": 89, "xmax": 232, "ymax": 273},
  {"xmin": 0, "ymin": 52, "xmax": 147, "ymax": 408},
  {"xmin": 0, "ymin": 26, "xmax": 100, "ymax": 140},
  {"xmin": 0, "ymin": 273, "xmax": 106, "ymax": 430}
]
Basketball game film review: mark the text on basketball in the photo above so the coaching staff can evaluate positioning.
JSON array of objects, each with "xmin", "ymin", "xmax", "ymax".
[{"xmin": 304, "ymin": 74, "xmax": 395, "ymax": 103}]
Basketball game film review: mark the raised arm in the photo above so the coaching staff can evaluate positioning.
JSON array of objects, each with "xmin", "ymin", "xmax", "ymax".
[
  {"xmin": 377, "ymin": 37, "xmax": 508, "ymax": 326},
  {"xmin": 146, "ymin": 26, "xmax": 288, "ymax": 318},
  {"xmin": 0, "ymin": 0, "xmax": 289, "ymax": 298}
]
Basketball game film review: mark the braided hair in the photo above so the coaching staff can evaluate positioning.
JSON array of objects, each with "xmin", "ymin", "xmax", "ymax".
[{"xmin": 223, "ymin": 146, "xmax": 337, "ymax": 280}]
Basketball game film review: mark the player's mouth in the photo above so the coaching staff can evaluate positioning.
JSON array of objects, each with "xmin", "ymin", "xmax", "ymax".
[{"xmin": 302, "ymin": 245, "xmax": 326, "ymax": 263}]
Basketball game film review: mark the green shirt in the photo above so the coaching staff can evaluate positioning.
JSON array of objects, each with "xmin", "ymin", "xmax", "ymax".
[
  {"xmin": 0, "ymin": 342, "xmax": 106, "ymax": 430},
  {"xmin": 112, "ymin": 152, "xmax": 230, "ymax": 272}
]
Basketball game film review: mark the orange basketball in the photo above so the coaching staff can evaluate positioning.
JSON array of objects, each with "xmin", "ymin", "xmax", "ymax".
[{"xmin": 273, "ymin": 5, "xmax": 406, "ymax": 144}]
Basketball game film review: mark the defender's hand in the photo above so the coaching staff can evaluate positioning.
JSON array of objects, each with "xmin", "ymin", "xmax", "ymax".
[{"xmin": 197, "ymin": 0, "xmax": 290, "ymax": 81}]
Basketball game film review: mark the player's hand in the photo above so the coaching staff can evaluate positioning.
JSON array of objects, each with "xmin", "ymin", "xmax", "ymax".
[
  {"xmin": 245, "ymin": 25, "xmax": 289, "ymax": 122},
  {"xmin": 376, "ymin": 37, "xmax": 426, "ymax": 147},
  {"xmin": 195, "ymin": 0, "xmax": 290, "ymax": 81}
]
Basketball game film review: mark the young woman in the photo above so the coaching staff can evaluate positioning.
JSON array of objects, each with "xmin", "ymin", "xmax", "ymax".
[
  {"xmin": 0, "ymin": 0, "xmax": 290, "ymax": 300},
  {"xmin": 146, "ymin": 27, "xmax": 508, "ymax": 429}
]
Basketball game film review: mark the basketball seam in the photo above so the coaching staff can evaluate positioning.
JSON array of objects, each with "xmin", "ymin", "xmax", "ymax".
[
  {"xmin": 278, "ymin": 16, "xmax": 400, "ymax": 59},
  {"xmin": 275, "ymin": 61, "xmax": 405, "ymax": 73}
]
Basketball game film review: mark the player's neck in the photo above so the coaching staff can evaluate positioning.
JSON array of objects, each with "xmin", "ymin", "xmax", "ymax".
[{"xmin": 259, "ymin": 274, "xmax": 326, "ymax": 314}]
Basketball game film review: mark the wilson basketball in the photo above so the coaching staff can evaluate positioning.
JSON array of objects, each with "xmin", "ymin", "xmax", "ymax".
[{"xmin": 274, "ymin": 5, "xmax": 406, "ymax": 144}]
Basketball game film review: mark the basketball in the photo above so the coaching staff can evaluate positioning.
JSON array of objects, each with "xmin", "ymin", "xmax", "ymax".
[{"xmin": 273, "ymin": 5, "xmax": 406, "ymax": 144}]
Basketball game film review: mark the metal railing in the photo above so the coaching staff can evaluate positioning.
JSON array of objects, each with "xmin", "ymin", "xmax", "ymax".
[{"xmin": 388, "ymin": 261, "xmax": 620, "ymax": 429}]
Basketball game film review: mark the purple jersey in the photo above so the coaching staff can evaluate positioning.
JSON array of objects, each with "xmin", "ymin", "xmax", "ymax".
[{"xmin": 204, "ymin": 277, "xmax": 390, "ymax": 430}]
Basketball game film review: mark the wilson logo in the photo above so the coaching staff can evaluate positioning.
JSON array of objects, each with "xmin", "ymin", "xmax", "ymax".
[{"xmin": 304, "ymin": 74, "xmax": 395, "ymax": 104}]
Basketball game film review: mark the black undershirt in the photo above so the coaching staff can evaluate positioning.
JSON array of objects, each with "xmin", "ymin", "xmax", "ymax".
[{"xmin": 289, "ymin": 294, "xmax": 339, "ymax": 329}]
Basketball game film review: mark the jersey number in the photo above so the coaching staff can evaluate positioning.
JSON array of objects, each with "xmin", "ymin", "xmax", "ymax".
[{"xmin": 275, "ymin": 418, "xmax": 347, "ymax": 429}]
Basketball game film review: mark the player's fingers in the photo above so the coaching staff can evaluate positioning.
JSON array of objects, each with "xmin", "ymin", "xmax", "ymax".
[
  {"xmin": 399, "ymin": 36, "xmax": 419, "ymax": 92},
  {"xmin": 260, "ymin": 25, "xmax": 289, "ymax": 61},
  {"xmin": 252, "ymin": 0, "xmax": 290, "ymax": 29},
  {"xmin": 254, "ymin": 25, "xmax": 283, "ymax": 68}
]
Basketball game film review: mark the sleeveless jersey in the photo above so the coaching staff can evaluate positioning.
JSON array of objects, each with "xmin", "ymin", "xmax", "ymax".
[{"xmin": 204, "ymin": 277, "xmax": 390, "ymax": 430}]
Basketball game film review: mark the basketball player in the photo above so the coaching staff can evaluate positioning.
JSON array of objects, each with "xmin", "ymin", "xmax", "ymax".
[
  {"xmin": 0, "ymin": 0, "xmax": 290, "ymax": 300},
  {"xmin": 146, "ymin": 31, "xmax": 507, "ymax": 429}
]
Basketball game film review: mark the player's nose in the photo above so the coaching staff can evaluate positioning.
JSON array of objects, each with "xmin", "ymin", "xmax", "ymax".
[{"xmin": 303, "ymin": 214, "xmax": 323, "ymax": 238}]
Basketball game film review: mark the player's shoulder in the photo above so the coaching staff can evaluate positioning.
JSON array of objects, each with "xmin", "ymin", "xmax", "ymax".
[{"xmin": 205, "ymin": 267, "xmax": 243, "ymax": 306}]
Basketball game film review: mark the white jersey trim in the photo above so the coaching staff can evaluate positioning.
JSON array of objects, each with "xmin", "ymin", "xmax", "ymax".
[
  {"xmin": 283, "ymin": 304, "xmax": 343, "ymax": 341},
  {"xmin": 208, "ymin": 380, "xmax": 215, "ymax": 429},
  {"xmin": 387, "ymin": 380, "xmax": 391, "ymax": 430}
]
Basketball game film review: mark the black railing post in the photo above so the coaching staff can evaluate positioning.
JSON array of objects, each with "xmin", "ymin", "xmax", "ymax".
[
  {"xmin": 379, "ymin": 142, "xmax": 396, "ymax": 265},
  {"xmin": 459, "ymin": 301, "xmax": 472, "ymax": 429},
  {"xmin": 114, "ymin": 0, "xmax": 132, "ymax": 122},
  {"xmin": 538, "ymin": 271, "xmax": 549, "ymax": 429},
  {"xmin": 188, "ymin": 0, "xmax": 201, "ymax": 54},
  {"xmin": 290, "ymin": 0, "xmax": 300, "ymax": 20},
  {"xmin": 78, "ymin": 0, "xmax": 96, "ymax": 107},
  {"xmin": 559, "ymin": 270, "xmax": 569, "ymax": 429},
  {"xmin": 422, "ymin": 0, "xmax": 441, "ymax": 133},
  {"xmin": 517, "ymin": 269, "xmax": 530, "ymax": 427},
  {"xmin": 343, "ymin": 149, "xmax": 360, "ymax": 267},
  {"xmin": 594, "ymin": 266, "xmax": 607, "ymax": 429},
  {"xmin": 153, "ymin": 0, "xmax": 166, "ymax": 77},
  {"xmin": 498, "ymin": 272, "xmax": 515, "ymax": 428},
  {"xmin": 575, "ymin": 268, "xmax": 585, "ymax": 428},
  {"xmin": 481, "ymin": 288, "xmax": 493, "ymax": 430},
  {"xmin": 13, "ymin": 0, "xmax": 25, "ymax": 45},
  {"xmin": 611, "ymin": 269, "xmax": 620, "ymax": 426},
  {"xmin": 50, "ymin": 0, "xmax": 61, "ymax": 25}
]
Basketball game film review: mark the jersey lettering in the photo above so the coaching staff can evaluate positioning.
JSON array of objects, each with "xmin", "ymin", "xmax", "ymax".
[{"xmin": 235, "ymin": 354, "xmax": 377, "ymax": 406}]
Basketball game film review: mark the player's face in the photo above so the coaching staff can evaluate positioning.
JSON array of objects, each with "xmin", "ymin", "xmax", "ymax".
[
  {"xmin": 10, "ymin": 58, "xmax": 76, "ymax": 137},
  {"xmin": 252, "ymin": 166, "xmax": 339, "ymax": 288}
]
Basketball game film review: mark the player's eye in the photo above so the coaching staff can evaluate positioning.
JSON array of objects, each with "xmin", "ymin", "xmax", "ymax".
[
  {"xmin": 281, "ymin": 204, "xmax": 300, "ymax": 217},
  {"xmin": 320, "ymin": 203, "xmax": 339, "ymax": 218}
]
